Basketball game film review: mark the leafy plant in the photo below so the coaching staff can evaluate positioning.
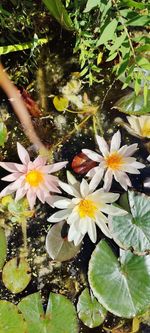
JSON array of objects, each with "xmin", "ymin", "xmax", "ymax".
[
  {"xmin": 0, "ymin": 300, "xmax": 28, "ymax": 333},
  {"xmin": 0, "ymin": 122, "xmax": 8, "ymax": 147},
  {"xmin": 0, "ymin": 228, "xmax": 7, "ymax": 270},
  {"xmin": 113, "ymin": 90, "xmax": 150, "ymax": 115},
  {"xmin": 42, "ymin": 0, "xmax": 74, "ymax": 30}
]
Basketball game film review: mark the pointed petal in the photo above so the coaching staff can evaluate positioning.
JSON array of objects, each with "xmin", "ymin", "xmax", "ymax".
[
  {"xmin": 101, "ymin": 204, "xmax": 127, "ymax": 216},
  {"xmin": 89, "ymin": 168, "xmax": 104, "ymax": 192},
  {"xmin": 59, "ymin": 181, "xmax": 80, "ymax": 197},
  {"xmin": 0, "ymin": 162, "xmax": 26, "ymax": 173},
  {"xmin": 88, "ymin": 221, "xmax": 97, "ymax": 243},
  {"xmin": 15, "ymin": 187, "xmax": 27, "ymax": 201},
  {"xmin": 113, "ymin": 170, "xmax": 131, "ymax": 190},
  {"xmin": 0, "ymin": 184, "xmax": 15, "ymax": 197},
  {"xmin": 27, "ymin": 189, "xmax": 36, "ymax": 209},
  {"xmin": 48, "ymin": 209, "xmax": 72, "ymax": 223},
  {"xmin": 95, "ymin": 212, "xmax": 112, "ymax": 238},
  {"xmin": 53, "ymin": 197, "xmax": 72, "ymax": 209},
  {"xmin": 110, "ymin": 130, "xmax": 121, "ymax": 152},
  {"xmin": 119, "ymin": 143, "xmax": 138, "ymax": 157},
  {"xmin": 1, "ymin": 172, "xmax": 21, "ymax": 182},
  {"xmin": 80, "ymin": 179, "xmax": 89, "ymax": 197},
  {"xmin": 96, "ymin": 135, "xmax": 109, "ymax": 157},
  {"xmin": 103, "ymin": 169, "xmax": 113, "ymax": 191},
  {"xmin": 33, "ymin": 156, "xmax": 47, "ymax": 168},
  {"xmin": 17, "ymin": 142, "xmax": 30, "ymax": 165},
  {"xmin": 82, "ymin": 149, "xmax": 102, "ymax": 162},
  {"xmin": 43, "ymin": 161, "xmax": 68, "ymax": 174}
]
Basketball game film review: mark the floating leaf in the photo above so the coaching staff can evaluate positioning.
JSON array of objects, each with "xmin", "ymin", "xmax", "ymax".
[
  {"xmin": 46, "ymin": 221, "xmax": 80, "ymax": 261},
  {"xmin": 0, "ymin": 122, "xmax": 8, "ymax": 147},
  {"xmin": 77, "ymin": 288, "xmax": 107, "ymax": 328},
  {"xmin": 113, "ymin": 91, "xmax": 150, "ymax": 115},
  {"xmin": 109, "ymin": 191, "xmax": 150, "ymax": 254},
  {"xmin": 18, "ymin": 292, "xmax": 79, "ymax": 333},
  {"xmin": 88, "ymin": 240, "xmax": 150, "ymax": 318},
  {"xmin": 0, "ymin": 301, "xmax": 27, "ymax": 333},
  {"xmin": 0, "ymin": 228, "xmax": 7, "ymax": 270},
  {"xmin": 53, "ymin": 96, "xmax": 69, "ymax": 111},
  {"xmin": 2, "ymin": 257, "xmax": 31, "ymax": 293}
]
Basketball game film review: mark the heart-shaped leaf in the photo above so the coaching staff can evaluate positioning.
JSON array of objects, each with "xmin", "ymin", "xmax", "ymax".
[
  {"xmin": 0, "ymin": 300, "xmax": 27, "ymax": 333},
  {"xmin": 53, "ymin": 96, "xmax": 69, "ymax": 111},
  {"xmin": 18, "ymin": 292, "xmax": 79, "ymax": 333},
  {"xmin": 46, "ymin": 221, "xmax": 80, "ymax": 261},
  {"xmin": 2, "ymin": 257, "xmax": 31, "ymax": 293},
  {"xmin": 77, "ymin": 288, "xmax": 107, "ymax": 328},
  {"xmin": 88, "ymin": 240, "xmax": 150, "ymax": 318},
  {"xmin": 0, "ymin": 228, "xmax": 7, "ymax": 270},
  {"xmin": 109, "ymin": 191, "xmax": 150, "ymax": 254}
]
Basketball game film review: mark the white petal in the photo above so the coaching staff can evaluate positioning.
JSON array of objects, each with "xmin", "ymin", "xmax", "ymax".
[
  {"xmin": 26, "ymin": 189, "xmax": 36, "ymax": 209},
  {"xmin": 127, "ymin": 116, "xmax": 141, "ymax": 133},
  {"xmin": 96, "ymin": 135, "xmax": 109, "ymax": 157},
  {"xmin": 79, "ymin": 217, "xmax": 90, "ymax": 234},
  {"xmin": 88, "ymin": 221, "xmax": 97, "ymax": 243},
  {"xmin": 103, "ymin": 169, "xmax": 113, "ymax": 191},
  {"xmin": 59, "ymin": 181, "xmax": 80, "ymax": 197},
  {"xmin": 53, "ymin": 197, "xmax": 72, "ymax": 209},
  {"xmin": 67, "ymin": 209, "xmax": 79, "ymax": 225},
  {"xmin": 147, "ymin": 155, "xmax": 150, "ymax": 162},
  {"xmin": 130, "ymin": 161, "xmax": 145, "ymax": 169},
  {"xmin": 48, "ymin": 209, "xmax": 72, "ymax": 223},
  {"xmin": 66, "ymin": 171, "xmax": 77, "ymax": 185},
  {"xmin": 89, "ymin": 189, "xmax": 119, "ymax": 204},
  {"xmin": 113, "ymin": 170, "xmax": 131, "ymax": 190},
  {"xmin": 1, "ymin": 172, "xmax": 21, "ymax": 182},
  {"xmin": 86, "ymin": 166, "xmax": 102, "ymax": 177},
  {"xmin": 119, "ymin": 143, "xmax": 138, "ymax": 157},
  {"xmin": 44, "ymin": 161, "xmax": 67, "ymax": 174},
  {"xmin": 82, "ymin": 149, "xmax": 102, "ymax": 162},
  {"xmin": 121, "ymin": 165, "xmax": 140, "ymax": 174},
  {"xmin": 89, "ymin": 169, "xmax": 104, "ymax": 192},
  {"xmin": 80, "ymin": 179, "xmax": 89, "ymax": 197},
  {"xmin": 68, "ymin": 223, "xmax": 83, "ymax": 245},
  {"xmin": 110, "ymin": 131, "xmax": 121, "ymax": 152},
  {"xmin": 95, "ymin": 212, "xmax": 112, "ymax": 238},
  {"xmin": 17, "ymin": 142, "xmax": 30, "ymax": 165},
  {"xmin": 101, "ymin": 204, "xmax": 127, "ymax": 216}
]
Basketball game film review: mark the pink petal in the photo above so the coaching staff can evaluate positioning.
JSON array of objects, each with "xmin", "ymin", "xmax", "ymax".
[
  {"xmin": 0, "ymin": 162, "xmax": 25, "ymax": 173},
  {"xmin": 15, "ymin": 187, "xmax": 27, "ymax": 201},
  {"xmin": 110, "ymin": 131, "xmax": 121, "ymax": 152},
  {"xmin": 1, "ymin": 172, "xmax": 21, "ymax": 182},
  {"xmin": 43, "ymin": 161, "xmax": 68, "ymax": 174},
  {"xmin": 27, "ymin": 189, "xmax": 36, "ymax": 209},
  {"xmin": 17, "ymin": 142, "xmax": 30, "ymax": 165},
  {"xmin": 96, "ymin": 135, "xmax": 109, "ymax": 157},
  {"xmin": 33, "ymin": 156, "xmax": 47, "ymax": 168},
  {"xmin": 36, "ymin": 189, "xmax": 45, "ymax": 203},
  {"xmin": 0, "ymin": 184, "xmax": 15, "ymax": 197}
]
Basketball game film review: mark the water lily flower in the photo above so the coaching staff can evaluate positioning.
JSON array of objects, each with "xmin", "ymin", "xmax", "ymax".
[
  {"xmin": 126, "ymin": 115, "xmax": 150, "ymax": 138},
  {"xmin": 0, "ymin": 143, "xmax": 67, "ymax": 209},
  {"xmin": 48, "ymin": 172, "xmax": 126, "ymax": 246},
  {"xmin": 82, "ymin": 130, "xmax": 145, "ymax": 191}
]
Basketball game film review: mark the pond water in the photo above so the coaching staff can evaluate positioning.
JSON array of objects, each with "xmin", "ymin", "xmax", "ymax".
[{"xmin": 0, "ymin": 34, "xmax": 150, "ymax": 333}]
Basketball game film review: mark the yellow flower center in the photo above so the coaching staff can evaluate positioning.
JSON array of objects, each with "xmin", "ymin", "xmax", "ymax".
[
  {"xmin": 26, "ymin": 170, "xmax": 43, "ymax": 187},
  {"xmin": 141, "ymin": 123, "xmax": 150, "ymax": 138},
  {"xmin": 78, "ymin": 199, "xmax": 98, "ymax": 219},
  {"xmin": 105, "ymin": 152, "xmax": 123, "ymax": 170}
]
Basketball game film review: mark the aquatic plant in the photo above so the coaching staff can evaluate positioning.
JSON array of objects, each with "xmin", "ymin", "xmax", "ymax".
[
  {"xmin": 48, "ymin": 171, "xmax": 126, "ymax": 245},
  {"xmin": 126, "ymin": 115, "xmax": 150, "ymax": 138},
  {"xmin": 82, "ymin": 130, "xmax": 145, "ymax": 191},
  {"xmin": 0, "ymin": 142, "xmax": 67, "ymax": 209}
]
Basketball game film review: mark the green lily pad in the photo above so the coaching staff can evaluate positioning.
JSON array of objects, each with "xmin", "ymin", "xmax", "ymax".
[
  {"xmin": 46, "ymin": 221, "xmax": 81, "ymax": 261},
  {"xmin": 2, "ymin": 257, "xmax": 31, "ymax": 293},
  {"xmin": 88, "ymin": 240, "xmax": 150, "ymax": 318},
  {"xmin": 109, "ymin": 191, "xmax": 150, "ymax": 254},
  {"xmin": 0, "ymin": 228, "xmax": 7, "ymax": 270},
  {"xmin": 53, "ymin": 96, "xmax": 69, "ymax": 111},
  {"xmin": 77, "ymin": 288, "xmax": 107, "ymax": 328},
  {"xmin": 0, "ymin": 122, "xmax": 8, "ymax": 147},
  {"xmin": 0, "ymin": 300, "xmax": 27, "ymax": 333},
  {"xmin": 18, "ymin": 292, "xmax": 79, "ymax": 333},
  {"xmin": 113, "ymin": 91, "xmax": 150, "ymax": 115}
]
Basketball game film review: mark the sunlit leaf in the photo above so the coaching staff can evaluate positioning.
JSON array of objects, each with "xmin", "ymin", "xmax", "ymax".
[
  {"xmin": 97, "ymin": 19, "xmax": 118, "ymax": 46},
  {"xmin": 0, "ymin": 228, "xmax": 7, "ymax": 270},
  {"xmin": 84, "ymin": 0, "xmax": 100, "ymax": 12},
  {"xmin": 0, "ymin": 38, "xmax": 48, "ymax": 55},
  {"xmin": 0, "ymin": 301, "xmax": 27, "ymax": 333},
  {"xmin": 77, "ymin": 288, "xmax": 107, "ymax": 328},
  {"xmin": 42, "ymin": 0, "xmax": 74, "ymax": 31},
  {"xmin": 0, "ymin": 122, "xmax": 8, "ymax": 147},
  {"xmin": 2, "ymin": 257, "xmax": 31, "ymax": 293},
  {"xmin": 113, "ymin": 91, "xmax": 150, "ymax": 115},
  {"xmin": 88, "ymin": 240, "xmax": 150, "ymax": 318},
  {"xmin": 53, "ymin": 96, "xmax": 69, "ymax": 111},
  {"xmin": 18, "ymin": 292, "xmax": 79, "ymax": 333},
  {"xmin": 46, "ymin": 221, "xmax": 80, "ymax": 261}
]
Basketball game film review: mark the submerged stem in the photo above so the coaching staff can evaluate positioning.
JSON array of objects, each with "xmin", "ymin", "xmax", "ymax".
[{"xmin": 21, "ymin": 219, "xmax": 28, "ymax": 254}]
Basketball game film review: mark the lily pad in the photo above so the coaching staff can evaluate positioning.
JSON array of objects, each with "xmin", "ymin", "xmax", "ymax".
[
  {"xmin": 0, "ymin": 122, "xmax": 8, "ymax": 147},
  {"xmin": 77, "ymin": 288, "xmax": 107, "ymax": 328},
  {"xmin": 113, "ymin": 91, "xmax": 150, "ymax": 115},
  {"xmin": 18, "ymin": 292, "xmax": 79, "ymax": 333},
  {"xmin": 0, "ymin": 300, "xmax": 27, "ymax": 333},
  {"xmin": 53, "ymin": 96, "xmax": 69, "ymax": 111},
  {"xmin": 46, "ymin": 221, "xmax": 80, "ymax": 261},
  {"xmin": 0, "ymin": 228, "xmax": 7, "ymax": 270},
  {"xmin": 88, "ymin": 240, "xmax": 150, "ymax": 318},
  {"xmin": 2, "ymin": 257, "xmax": 31, "ymax": 293},
  {"xmin": 109, "ymin": 191, "xmax": 150, "ymax": 254}
]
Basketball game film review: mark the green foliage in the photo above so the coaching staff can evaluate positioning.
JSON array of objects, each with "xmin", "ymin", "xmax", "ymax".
[
  {"xmin": 42, "ymin": 0, "xmax": 74, "ymax": 30},
  {"xmin": 109, "ymin": 191, "xmax": 150, "ymax": 254},
  {"xmin": 77, "ymin": 288, "xmax": 107, "ymax": 328},
  {"xmin": 113, "ymin": 90, "xmax": 150, "ymax": 115},
  {"xmin": 88, "ymin": 240, "xmax": 150, "ymax": 318},
  {"xmin": 0, "ymin": 228, "xmax": 7, "ymax": 270},
  {"xmin": 2, "ymin": 257, "xmax": 31, "ymax": 293},
  {"xmin": 7, "ymin": 197, "xmax": 34, "ymax": 224},
  {"xmin": 53, "ymin": 96, "xmax": 69, "ymax": 111},
  {"xmin": 18, "ymin": 292, "xmax": 79, "ymax": 333},
  {"xmin": 0, "ymin": 300, "xmax": 28, "ymax": 333},
  {"xmin": 0, "ymin": 122, "xmax": 8, "ymax": 147},
  {"xmin": 0, "ymin": 37, "xmax": 48, "ymax": 55}
]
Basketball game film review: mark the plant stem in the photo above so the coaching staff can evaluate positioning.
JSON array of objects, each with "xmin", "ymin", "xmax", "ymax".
[{"xmin": 21, "ymin": 219, "xmax": 28, "ymax": 254}]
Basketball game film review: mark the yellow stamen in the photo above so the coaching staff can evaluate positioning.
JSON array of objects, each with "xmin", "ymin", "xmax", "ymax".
[
  {"xmin": 105, "ymin": 152, "xmax": 123, "ymax": 170},
  {"xmin": 141, "ymin": 123, "xmax": 150, "ymax": 138},
  {"xmin": 78, "ymin": 199, "xmax": 98, "ymax": 219},
  {"xmin": 26, "ymin": 170, "xmax": 43, "ymax": 187}
]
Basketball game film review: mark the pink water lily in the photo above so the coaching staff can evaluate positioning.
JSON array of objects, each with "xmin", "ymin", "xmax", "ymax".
[
  {"xmin": 82, "ymin": 131, "xmax": 145, "ymax": 191},
  {"xmin": 0, "ymin": 143, "xmax": 67, "ymax": 209}
]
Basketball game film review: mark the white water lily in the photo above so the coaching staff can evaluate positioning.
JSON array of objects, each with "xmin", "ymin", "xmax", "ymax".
[
  {"xmin": 48, "ymin": 172, "xmax": 126, "ymax": 246},
  {"xmin": 82, "ymin": 130, "xmax": 145, "ymax": 191},
  {"xmin": 127, "ymin": 115, "xmax": 150, "ymax": 138}
]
